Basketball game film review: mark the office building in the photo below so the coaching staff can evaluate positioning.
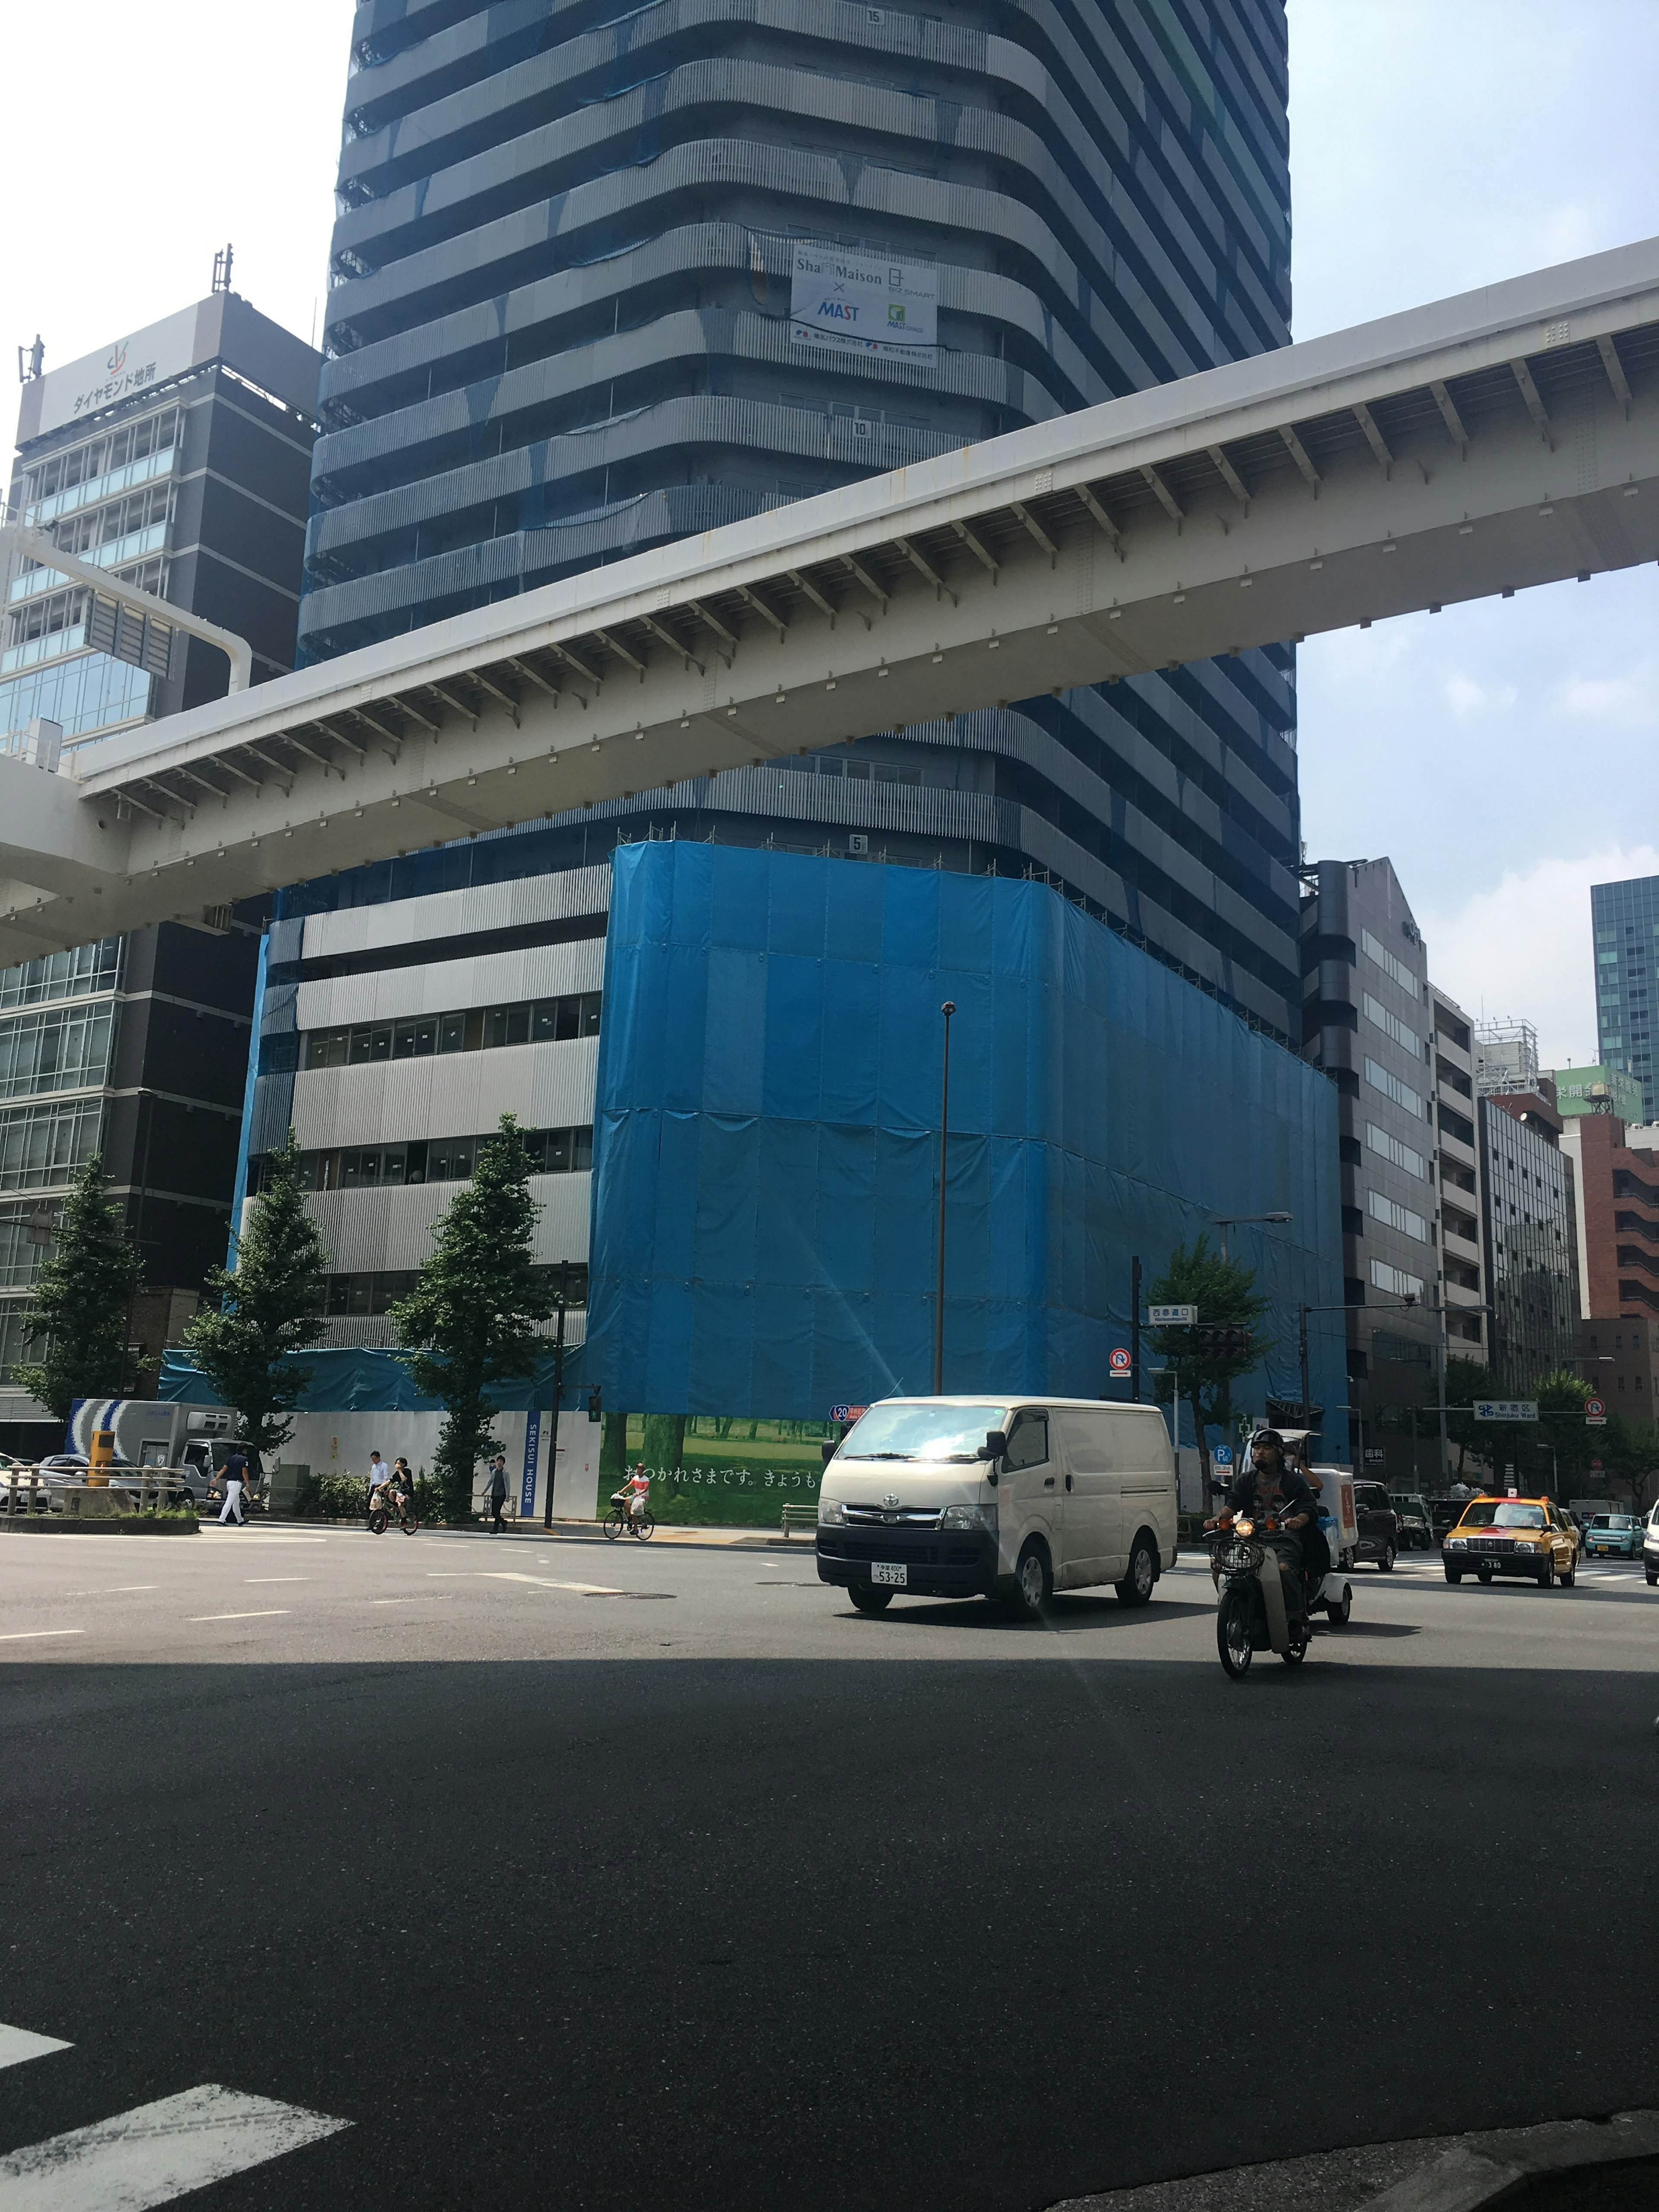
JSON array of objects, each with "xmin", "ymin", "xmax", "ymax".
[
  {"xmin": 1475, "ymin": 1020, "xmax": 1578, "ymax": 1387},
  {"xmin": 1300, "ymin": 858, "xmax": 1440, "ymax": 1477},
  {"xmin": 242, "ymin": 2, "xmax": 1303, "ymax": 1379},
  {"xmin": 1577, "ymin": 1313, "xmax": 1657, "ymax": 1428},
  {"xmin": 1552, "ymin": 1062, "xmax": 1645, "ymax": 1123},
  {"xmin": 1430, "ymin": 983, "xmax": 1487, "ymax": 1361},
  {"xmin": 1560, "ymin": 1109, "xmax": 1659, "ymax": 1322},
  {"xmin": 1592, "ymin": 875, "xmax": 1659, "ymax": 1124},
  {"xmin": 0, "ymin": 292, "xmax": 318, "ymax": 1442}
]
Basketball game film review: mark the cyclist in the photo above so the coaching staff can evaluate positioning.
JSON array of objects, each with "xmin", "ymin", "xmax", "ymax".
[
  {"xmin": 366, "ymin": 1450, "xmax": 392, "ymax": 1518},
  {"xmin": 626, "ymin": 1463, "xmax": 651, "ymax": 1526},
  {"xmin": 390, "ymin": 1457, "xmax": 416, "ymax": 1522}
]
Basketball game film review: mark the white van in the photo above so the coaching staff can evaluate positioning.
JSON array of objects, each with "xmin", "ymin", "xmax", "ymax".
[{"xmin": 816, "ymin": 1395, "xmax": 1178, "ymax": 1621}]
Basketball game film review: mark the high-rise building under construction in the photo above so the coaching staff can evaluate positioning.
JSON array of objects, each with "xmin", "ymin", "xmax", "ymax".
[{"xmin": 243, "ymin": 2, "xmax": 1303, "ymax": 1357}]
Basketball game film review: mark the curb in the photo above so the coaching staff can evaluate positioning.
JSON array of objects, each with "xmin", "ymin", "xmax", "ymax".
[
  {"xmin": 0, "ymin": 1517, "xmax": 200, "ymax": 1536},
  {"xmin": 1049, "ymin": 2111, "xmax": 1659, "ymax": 2212}
]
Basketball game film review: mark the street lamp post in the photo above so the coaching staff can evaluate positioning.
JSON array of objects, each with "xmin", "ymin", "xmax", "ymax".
[
  {"xmin": 1213, "ymin": 1211, "xmax": 1293, "ymax": 1265},
  {"xmin": 934, "ymin": 1001, "xmax": 955, "ymax": 1396},
  {"xmin": 543, "ymin": 1262, "xmax": 569, "ymax": 1529}
]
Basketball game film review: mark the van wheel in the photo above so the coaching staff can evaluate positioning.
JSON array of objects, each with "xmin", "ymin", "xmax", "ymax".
[
  {"xmin": 1001, "ymin": 1542, "xmax": 1051, "ymax": 1623},
  {"xmin": 1116, "ymin": 1532, "xmax": 1157, "ymax": 1608},
  {"xmin": 849, "ymin": 1584, "xmax": 894, "ymax": 1614}
]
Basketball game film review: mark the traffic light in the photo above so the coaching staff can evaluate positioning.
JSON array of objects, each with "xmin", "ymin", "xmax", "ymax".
[
  {"xmin": 1196, "ymin": 1325, "xmax": 1252, "ymax": 1363},
  {"xmin": 587, "ymin": 1385, "xmax": 602, "ymax": 1423}
]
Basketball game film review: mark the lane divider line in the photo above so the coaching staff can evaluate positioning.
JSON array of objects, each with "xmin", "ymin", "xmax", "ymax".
[
  {"xmin": 0, "ymin": 1629, "xmax": 85, "ymax": 1643},
  {"xmin": 64, "ymin": 1586, "xmax": 156, "ymax": 1597},
  {"xmin": 243, "ymin": 1578, "xmax": 310, "ymax": 1585},
  {"xmin": 184, "ymin": 1611, "xmax": 291, "ymax": 1624},
  {"xmin": 0, "ymin": 2021, "xmax": 71, "ymax": 2072},
  {"xmin": 0, "ymin": 2082, "xmax": 349, "ymax": 2209},
  {"xmin": 483, "ymin": 1571, "xmax": 626, "ymax": 1596}
]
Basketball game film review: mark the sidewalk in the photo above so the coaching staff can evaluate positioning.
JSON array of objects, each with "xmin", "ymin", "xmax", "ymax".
[{"xmin": 255, "ymin": 1513, "xmax": 813, "ymax": 1554}]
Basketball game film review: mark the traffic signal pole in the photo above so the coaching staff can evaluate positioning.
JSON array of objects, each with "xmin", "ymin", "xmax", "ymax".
[
  {"xmin": 1130, "ymin": 1255, "xmax": 1141, "ymax": 1403},
  {"xmin": 543, "ymin": 1265, "xmax": 568, "ymax": 1528}
]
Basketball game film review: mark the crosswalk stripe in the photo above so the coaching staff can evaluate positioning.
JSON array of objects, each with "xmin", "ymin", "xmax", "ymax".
[
  {"xmin": 0, "ymin": 2022, "xmax": 71, "ymax": 2072},
  {"xmin": 0, "ymin": 2083, "xmax": 348, "ymax": 2209},
  {"xmin": 484, "ymin": 1571, "xmax": 625, "ymax": 1596}
]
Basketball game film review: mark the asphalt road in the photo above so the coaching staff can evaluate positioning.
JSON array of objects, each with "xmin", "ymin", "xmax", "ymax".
[{"xmin": 1, "ymin": 1525, "xmax": 1655, "ymax": 2211}]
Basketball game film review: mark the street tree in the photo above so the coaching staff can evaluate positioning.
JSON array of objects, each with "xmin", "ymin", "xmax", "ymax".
[
  {"xmin": 185, "ymin": 1131, "xmax": 329, "ymax": 1465},
  {"xmin": 14, "ymin": 1155, "xmax": 141, "ymax": 1421},
  {"xmin": 1444, "ymin": 1356, "xmax": 1505, "ymax": 1478},
  {"xmin": 1144, "ymin": 1235, "xmax": 1271, "ymax": 1484},
  {"xmin": 392, "ymin": 1115, "xmax": 554, "ymax": 1523}
]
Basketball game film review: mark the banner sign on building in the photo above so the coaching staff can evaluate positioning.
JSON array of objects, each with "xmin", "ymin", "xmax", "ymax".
[
  {"xmin": 790, "ymin": 245, "xmax": 938, "ymax": 369},
  {"xmin": 519, "ymin": 1408, "xmax": 542, "ymax": 1519},
  {"xmin": 25, "ymin": 305, "xmax": 203, "ymax": 440}
]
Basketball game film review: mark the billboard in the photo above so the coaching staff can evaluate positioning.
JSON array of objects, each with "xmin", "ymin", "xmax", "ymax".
[
  {"xmin": 22, "ymin": 306, "xmax": 203, "ymax": 441},
  {"xmin": 789, "ymin": 245, "xmax": 937, "ymax": 369}
]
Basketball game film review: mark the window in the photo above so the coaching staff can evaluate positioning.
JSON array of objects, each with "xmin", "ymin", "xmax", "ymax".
[
  {"xmin": 1363, "ymin": 993, "xmax": 1422, "ymax": 1057},
  {"xmin": 1003, "ymin": 1412, "xmax": 1049, "ymax": 1470},
  {"xmin": 1370, "ymin": 1257, "xmax": 1424, "ymax": 1299},
  {"xmin": 258, "ymin": 1126, "xmax": 594, "ymax": 1193},
  {"xmin": 0, "ymin": 1098, "xmax": 103, "ymax": 1191},
  {"xmin": 1368, "ymin": 1189, "xmax": 1428, "ymax": 1243},
  {"xmin": 1372, "ymin": 1331, "xmax": 1431, "ymax": 1367},
  {"xmin": 1361, "ymin": 929, "xmax": 1420, "ymax": 997},
  {"xmin": 325, "ymin": 1263, "xmax": 586, "ymax": 1318},
  {"xmin": 0, "ymin": 938, "xmax": 122, "ymax": 1012},
  {"xmin": 1366, "ymin": 1058, "xmax": 1423, "ymax": 1117},
  {"xmin": 1367, "ymin": 1124, "xmax": 1427, "ymax": 1180},
  {"xmin": 303, "ymin": 989, "xmax": 600, "ymax": 1072}
]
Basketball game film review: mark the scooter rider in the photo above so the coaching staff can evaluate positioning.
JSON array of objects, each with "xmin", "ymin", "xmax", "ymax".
[{"xmin": 1209, "ymin": 1430, "xmax": 1328, "ymax": 1607}]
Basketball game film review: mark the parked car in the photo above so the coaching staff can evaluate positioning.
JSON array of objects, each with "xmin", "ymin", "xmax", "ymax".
[
  {"xmin": 1428, "ymin": 1496, "xmax": 1468, "ymax": 1543},
  {"xmin": 1443, "ymin": 1495, "xmax": 1580, "ymax": 1587},
  {"xmin": 1389, "ymin": 1492, "xmax": 1433, "ymax": 1550},
  {"xmin": 1350, "ymin": 1479, "xmax": 1399, "ymax": 1570},
  {"xmin": 1645, "ymin": 1506, "xmax": 1659, "ymax": 1587},
  {"xmin": 1583, "ymin": 1512, "xmax": 1642, "ymax": 1560}
]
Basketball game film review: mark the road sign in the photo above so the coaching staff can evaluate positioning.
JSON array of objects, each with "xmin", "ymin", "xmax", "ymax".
[
  {"xmin": 829, "ymin": 1404, "xmax": 868, "ymax": 1424},
  {"xmin": 1585, "ymin": 1396, "xmax": 1606, "ymax": 1426},
  {"xmin": 1212, "ymin": 1444, "xmax": 1234, "ymax": 1466},
  {"xmin": 1148, "ymin": 1303, "xmax": 1197, "ymax": 1326},
  {"xmin": 1474, "ymin": 1399, "xmax": 1538, "ymax": 1422},
  {"xmin": 1108, "ymin": 1347, "xmax": 1132, "ymax": 1375}
]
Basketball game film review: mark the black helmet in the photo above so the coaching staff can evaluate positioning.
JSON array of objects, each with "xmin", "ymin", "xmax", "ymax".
[{"xmin": 1253, "ymin": 1429, "xmax": 1285, "ymax": 1452}]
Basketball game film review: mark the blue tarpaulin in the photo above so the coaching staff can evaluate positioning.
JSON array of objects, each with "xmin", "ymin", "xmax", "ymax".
[
  {"xmin": 158, "ymin": 1345, "xmax": 585, "ymax": 1412},
  {"xmin": 583, "ymin": 843, "xmax": 1347, "ymax": 1433}
]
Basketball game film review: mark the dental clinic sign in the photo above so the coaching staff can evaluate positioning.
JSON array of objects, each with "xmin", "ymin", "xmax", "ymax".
[{"xmin": 789, "ymin": 245, "xmax": 938, "ymax": 369}]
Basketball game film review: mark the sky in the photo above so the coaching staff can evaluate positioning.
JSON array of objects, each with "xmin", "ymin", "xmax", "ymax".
[{"xmin": 2, "ymin": 0, "xmax": 1656, "ymax": 1065}]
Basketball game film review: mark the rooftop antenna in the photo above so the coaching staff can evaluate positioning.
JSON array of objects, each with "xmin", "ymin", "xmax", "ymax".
[
  {"xmin": 16, "ymin": 336, "xmax": 44, "ymax": 384},
  {"xmin": 212, "ymin": 243, "xmax": 234, "ymax": 296}
]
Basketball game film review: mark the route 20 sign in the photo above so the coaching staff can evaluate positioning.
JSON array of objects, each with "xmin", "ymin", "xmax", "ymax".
[{"xmin": 1108, "ymin": 1348, "xmax": 1132, "ymax": 1375}]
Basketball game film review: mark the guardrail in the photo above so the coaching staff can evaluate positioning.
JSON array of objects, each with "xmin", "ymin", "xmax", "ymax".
[{"xmin": 781, "ymin": 1504, "xmax": 817, "ymax": 1539}]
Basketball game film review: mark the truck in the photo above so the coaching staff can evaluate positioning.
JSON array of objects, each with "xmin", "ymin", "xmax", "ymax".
[{"xmin": 65, "ymin": 1398, "xmax": 257, "ymax": 1507}]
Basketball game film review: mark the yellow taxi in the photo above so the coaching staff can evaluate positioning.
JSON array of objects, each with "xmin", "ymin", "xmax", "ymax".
[{"xmin": 1442, "ymin": 1495, "xmax": 1580, "ymax": 1589}]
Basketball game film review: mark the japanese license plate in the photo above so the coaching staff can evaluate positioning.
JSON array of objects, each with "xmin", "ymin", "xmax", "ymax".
[{"xmin": 871, "ymin": 1561, "xmax": 907, "ymax": 1587}]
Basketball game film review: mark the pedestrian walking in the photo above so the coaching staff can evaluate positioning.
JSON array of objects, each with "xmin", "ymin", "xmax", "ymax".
[
  {"xmin": 487, "ymin": 1453, "xmax": 509, "ymax": 1534},
  {"xmin": 218, "ymin": 1445, "xmax": 249, "ymax": 1526}
]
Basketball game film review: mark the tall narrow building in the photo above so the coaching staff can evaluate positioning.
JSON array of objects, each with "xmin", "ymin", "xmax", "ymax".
[
  {"xmin": 245, "ymin": 3, "xmax": 1301, "ymax": 1370},
  {"xmin": 0, "ymin": 291, "xmax": 318, "ymax": 1446},
  {"xmin": 1592, "ymin": 874, "xmax": 1659, "ymax": 1124}
]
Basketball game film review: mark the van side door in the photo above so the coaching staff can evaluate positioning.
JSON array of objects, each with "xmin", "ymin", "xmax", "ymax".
[
  {"xmin": 1054, "ymin": 1410, "xmax": 1119, "ymax": 1587},
  {"xmin": 1001, "ymin": 1410, "xmax": 1055, "ymax": 1570}
]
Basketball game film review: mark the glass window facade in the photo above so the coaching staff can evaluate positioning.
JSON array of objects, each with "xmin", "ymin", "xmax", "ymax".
[
  {"xmin": 1592, "ymin": 875, "xmax": 1659, "ymax": 1122},
  {"xmin": 0, "ymin": 1099, "xmax": 104, "ymax": 1192},
  {"xmin": 0, "ymin": 1001, "xmax": 118, "ymax": 1100},
  {"xmin": 0, "ymin": 938, "xmax": 122, "ymax": 1012}
]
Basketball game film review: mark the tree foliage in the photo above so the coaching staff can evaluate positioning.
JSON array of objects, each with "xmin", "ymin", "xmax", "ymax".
[
  {"xmin": 391, "ymin": 1115, "xmax": 553, "ymax": 1522},
  {"xmin": 1144, "ymin": 1236, "xmax": 1271, "ymax": 1468},
  {"xmin": 1443, "ymin": 1356, "xmax": 1506, "ymax": 1475},
  {"xmin": 15, "ymin": 1155, "xmax": 141, "ymax": 1421},
  {"xmin": 184, "ymin": 1131, "xmax": 329, "ymax": 1465}
]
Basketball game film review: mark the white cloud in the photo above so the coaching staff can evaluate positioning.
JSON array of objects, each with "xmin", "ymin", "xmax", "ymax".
[
  {"xmin": 1554, "ymin": 665, "xmax": 1659, "ymax": 731},
  {"xmin": 1419, "ymin": 846, "xmax": 1659, "ymax": 1072},
  {"xmin": 1443, "ymin": 674, "xmax": 1518, "ymax": 721}
]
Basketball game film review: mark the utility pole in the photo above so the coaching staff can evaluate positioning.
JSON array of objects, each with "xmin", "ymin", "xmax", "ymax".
[
  {"xmin": 933, "ymin": 1001, "xmax": 954, "ymax": 1395},
  {"xmin": 543, "ymin": 1263, "xmax": 568, "ymax": 1529},
  {"xmin": 1299, "ymin": 1302, "xmax": 1310, "ymax": 1423},
  {"xmin": 1129, "ymin": 1254, "xmax": 1141, "ymax": 1403}
]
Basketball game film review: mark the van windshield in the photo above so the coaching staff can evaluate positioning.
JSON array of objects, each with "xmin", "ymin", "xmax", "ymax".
[{"xmin": 840, "ymin": 1403, "xmax": 1008, "ymax": 1463}]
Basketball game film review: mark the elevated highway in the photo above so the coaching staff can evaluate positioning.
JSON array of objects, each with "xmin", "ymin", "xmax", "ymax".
[{"xmin": 3, "ymin": 235, "xmax": 1656, "ymax": 965}]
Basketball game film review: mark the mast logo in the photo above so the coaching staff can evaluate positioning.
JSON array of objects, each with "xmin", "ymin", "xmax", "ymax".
[{"xmin": 107, "ymin": 342, "xmax": 128, "ymax": 373}]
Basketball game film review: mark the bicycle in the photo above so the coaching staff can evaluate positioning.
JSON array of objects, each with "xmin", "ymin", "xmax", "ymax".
[
  {"xmin": 604, "ymin": 1493, "xmax": 655, "ymax": 1541},
  {"xmin": 368, "ymin": 1484, "xmax": 420, "ymax": 1535}
]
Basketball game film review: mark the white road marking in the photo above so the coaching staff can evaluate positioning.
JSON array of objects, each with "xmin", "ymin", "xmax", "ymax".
[
  {"xmin": 243, "ymin": 1577, "xmax": 310, "ymax": 1584},
  {"xmin": 0, "ymin": 2021, "xmax": 71, "ymax": 2071},
  {"xmin": 483, "ymin": 1571, "xmax": 625, "ymax": 1596},
  {"xmin": 184, "ymin": 1611, "xmax": 291, "ymax": 1623},
  {"xmin": 0, "ymin": 2082, "xmax": 348, "ymax": 2209},
  {"xmin": 0, "ymin": 1629, "xmax": 85, "ymax": 1643},
  {"xmin": 64, "ymin": 1586, "xmax": 156, "ymax": 1596}
]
